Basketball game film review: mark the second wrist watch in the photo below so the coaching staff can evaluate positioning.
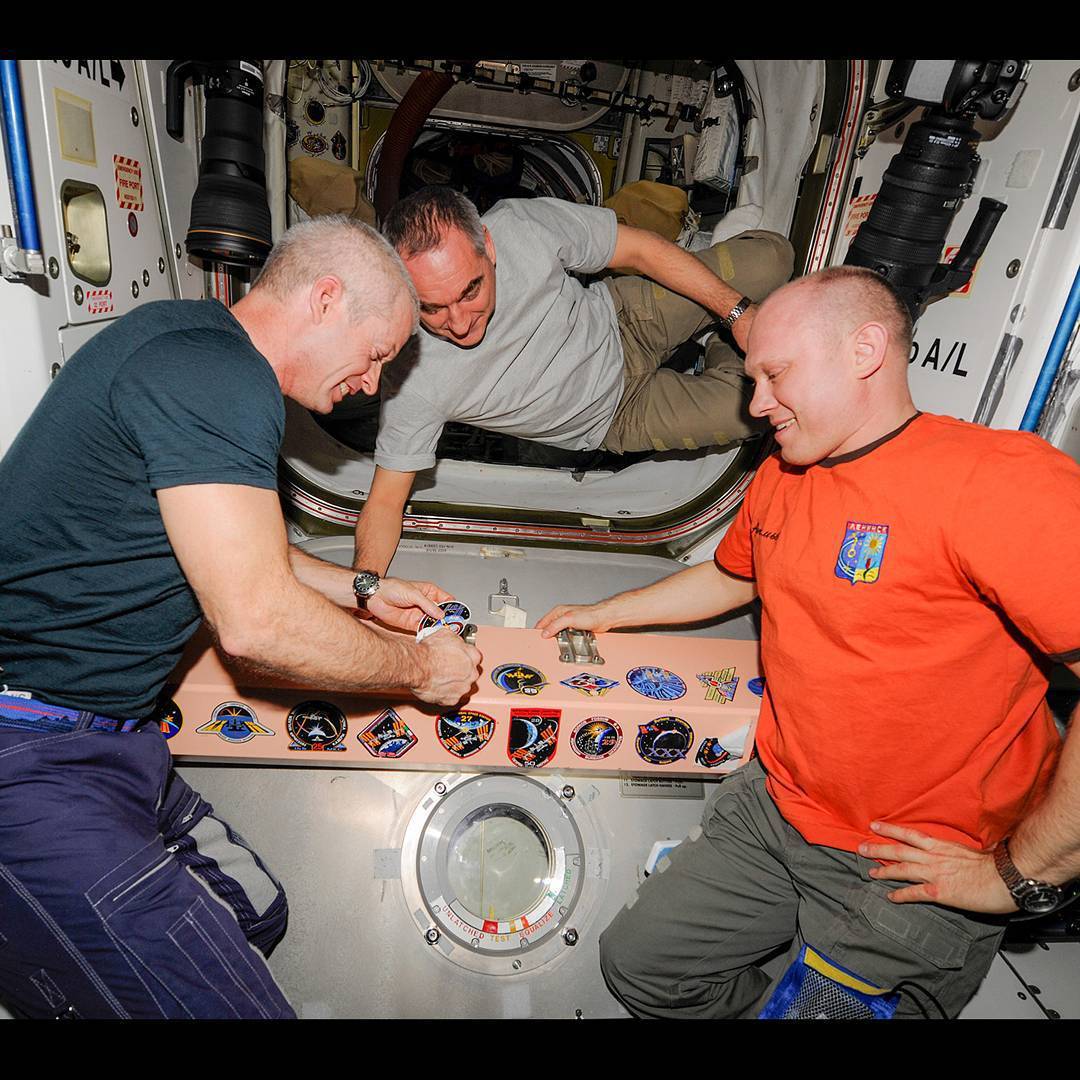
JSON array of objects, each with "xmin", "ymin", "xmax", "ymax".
[
  {"xmin": 352, "ymin": 570, "xmax": 380, "ymax": 611},
  {"xmin": 722, "ymin": 295, "xmax": 753, "ymax": 330},
  {"xmin": 993, "ymin": 838, "xmax": 1069, "ymax": 915}
]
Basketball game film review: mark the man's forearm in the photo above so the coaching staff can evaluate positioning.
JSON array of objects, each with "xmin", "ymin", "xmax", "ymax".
[
  {"xmin": 1009, "ymin": 695, "xmax": 1080, "ymax": 883},
  {"xmin": 601, "ymin": 561, "xmax": 756, "ymax": 629},
  {"xmin": 617, "ymin": 228, "xmax": 745, "ymax": 321},
  {"xmin": 221, "ymin": 572, "xmax": 428, "ymax": 696},
  {"xmin": 289, "ymin": 545, "xmax": 357, "ymax": 606},
  {"xmin": 353, "ymin": 498, "xmax": 406, "ymax": 575}
]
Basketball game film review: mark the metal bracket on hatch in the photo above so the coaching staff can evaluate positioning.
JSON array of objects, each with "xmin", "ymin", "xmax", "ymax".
[{"xmin": 556, "ymin": 629, "xmax": 605, "ymax": 666}]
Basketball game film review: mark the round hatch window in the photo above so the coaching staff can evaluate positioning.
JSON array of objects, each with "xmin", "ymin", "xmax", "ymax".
[
  {"xmin": 446, "ymin": 804, "xmax": 551, "ymax": 925},
  {"xmin": 401, "ymin": 773, "xmax": 592, "ymax": 974}
]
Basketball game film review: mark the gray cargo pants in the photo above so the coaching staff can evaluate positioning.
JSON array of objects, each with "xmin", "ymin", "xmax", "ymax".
[
  {"xmin": 600, "ymin": 231, "xmax": 795, "ymax": 454},
  {"xmin": 599, "ymin": 759, "xmax": 1006, "ymax": 1019}
]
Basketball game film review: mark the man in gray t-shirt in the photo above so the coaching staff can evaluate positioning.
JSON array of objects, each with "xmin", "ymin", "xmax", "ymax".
[{"xmin": 355, "ymin": 186, "xmax": 794, "ymax": 574}]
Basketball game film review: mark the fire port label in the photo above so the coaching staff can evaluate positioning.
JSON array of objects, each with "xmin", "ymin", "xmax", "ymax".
[
  {"xmin": 86, "ymin": 289, "xmax": 113, "ymax": 315},
  {"xmin": 844, "ymin": 193, "xmax": 876, "ymax": 237},
  {"xmin": 113, "ymin": 155, "xmax": 143, "ymax": 211}
]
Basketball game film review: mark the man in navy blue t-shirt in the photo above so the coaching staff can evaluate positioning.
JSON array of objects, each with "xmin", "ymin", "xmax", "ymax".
[{"xmin": 0, "ymin": 215, "xmax": 480, "ymax": 1018}]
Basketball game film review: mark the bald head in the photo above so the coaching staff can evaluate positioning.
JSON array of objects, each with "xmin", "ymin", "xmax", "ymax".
[
  {"xmin": 758, "ymin": 266, "xmax": 913, "ymax": 363},
  {"xmin": 745, "ymin": 266, "xmax": 918, "ymax": 465}
]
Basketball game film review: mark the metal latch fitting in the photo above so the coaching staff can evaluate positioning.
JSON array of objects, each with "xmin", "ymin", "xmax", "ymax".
[{"xmin": 556, "ymin": 629, "xmax": 604, "ymax": 666}]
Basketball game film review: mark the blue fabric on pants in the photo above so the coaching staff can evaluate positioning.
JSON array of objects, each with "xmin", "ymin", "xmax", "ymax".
[{"xmin": 0, "ymin": 726, "xmax": 295, "ymax": 1018}]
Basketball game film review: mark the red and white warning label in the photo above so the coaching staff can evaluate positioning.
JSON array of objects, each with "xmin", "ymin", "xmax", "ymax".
[
  {"xmin": 942, "ymin": 245, "xmax": 975, "ymax": 296},
  {"xmin": 86, "ymin": 288, "xmax": 114, "ymax": 315},
  {"xmin": 844, "ymin": 193, "xmax": 877, "ymax": 237},
  {"xmin": 113, "ymin": 155, "xmax": 143, "ymax": 211}
]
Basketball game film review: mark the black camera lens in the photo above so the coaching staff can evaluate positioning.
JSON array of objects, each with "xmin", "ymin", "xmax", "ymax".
[
  {"xmin": 846, "ymin": 111, "xmax": 979, "ymax": 294},
  {"xmin": 166, "ymin": 60, "xmax": 273, "ymax": 269}
]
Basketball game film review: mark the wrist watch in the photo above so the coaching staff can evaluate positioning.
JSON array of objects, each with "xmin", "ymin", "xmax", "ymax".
[
  {"xmin": 352, "ymin": 570, "xmax": 380, "ymax": 611},
  {"xmin": 722, "ymin": 295, "xmax": 753, "ymax": 330},
  {"xmin": 993, "ymin": 838, "xmax": 1069, "ymax": 915}
]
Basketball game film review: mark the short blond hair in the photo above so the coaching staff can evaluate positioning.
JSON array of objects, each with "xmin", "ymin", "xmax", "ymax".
[
  {"xmin": 255, "ymin": 215, "xmax": 418, "ymax": 330},
  {"xmin": 788, "ymin": 266, "xmax": 913, "ymax": 355}
]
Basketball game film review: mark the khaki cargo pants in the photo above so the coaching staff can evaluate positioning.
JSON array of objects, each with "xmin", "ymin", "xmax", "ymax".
[
  {"xmin": 600, "ymin": 230, "xmax": 795, "ymax": 454},
  {"xmin": 599, "ymin": 759, "xmax": 1006, "ymax": 1020}
]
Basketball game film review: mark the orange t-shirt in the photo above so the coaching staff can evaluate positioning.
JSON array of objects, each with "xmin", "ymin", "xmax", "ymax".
[{"xmin": 714, "ymin": 413, "xmax": 1079, "ymax": 854}]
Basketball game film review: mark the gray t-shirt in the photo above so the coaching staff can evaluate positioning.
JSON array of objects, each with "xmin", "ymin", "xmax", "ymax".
[{"xmin": 375, "ymin": 198, "xmax": 623, "ymax": 472}]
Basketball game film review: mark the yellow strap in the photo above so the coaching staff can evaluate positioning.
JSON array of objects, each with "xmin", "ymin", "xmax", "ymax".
[{"xmin": 804, "ymin": 946, "xmax": 892, "ymax": 997}]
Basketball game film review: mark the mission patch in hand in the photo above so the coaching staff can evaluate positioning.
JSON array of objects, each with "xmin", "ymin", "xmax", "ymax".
[{"xmin": 416, "ymin": 600, "xmax": 472, "ymax": 642}]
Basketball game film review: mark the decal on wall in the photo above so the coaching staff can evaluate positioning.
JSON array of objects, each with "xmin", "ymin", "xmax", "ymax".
[
  {"xmin": 909, "ymin": 337, "xmax": 970, "ymax": 377},
  {"xmin": 844, "ymin": 193, "xmax": 876, "ymax": 238},
  {"xmin": 197, "ymin": 702, "xmax": 274, "ymax": 744},
  {"xmin": 697, "ymin": 667, "xmax": 739, "ymax": 704},
  {"xmin": 492, "ymin": 663, "xmax": 547, "ymax": 696},
  {"xmin": 508, "ymin": 708, "xmax": 561, "ymax": 767},
  {"xmin": 636, "ymin": 716, "xmax": 695, "ymax": 765},
  {"xmin": 286, "ymin": 700, "xmax": 347, "ymax": 751},
  {"xmin": 696, "ymin": 738, "xmax": 735, "ymax": 768},
  {"xmin": 417, "ymin": 601, "xmax": 471, "ymax": 642},
  {"xmin": 358, "ymin": 708, "xmax": 417, "ymax": 759},
  {"xmin": 570, "ymin": 716, "xmax": 622, "ymax": 761},
  {"xmin": 437, "ymin": 709, "xmax": 496, "ymax": 758},
  {"xmin": 86, "ymin": 289, "xmax": 114, "ymax": 315},
  {"xmin": 560, "ymin": 672, "xmax": 619, "ymax": 698},
  {"xmin": 154, "ymin": 698, "xmax": 182, "ymax": 740},
  {"xmin": 54, "ymin": 59, "xmax": 127, "ymax": 93},
  {"xmin": 626, "ymin": 666, "xmax": 686, "ymax": 701},
  {"xmin": 113, "ymin": 155, "xmax": 143, "ymax": 211}
]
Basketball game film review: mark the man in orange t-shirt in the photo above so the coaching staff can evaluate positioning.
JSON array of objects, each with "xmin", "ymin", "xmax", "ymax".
[{"xmin": 538, "ymin": 266, "xmax": 1080, "ymax": 1018}]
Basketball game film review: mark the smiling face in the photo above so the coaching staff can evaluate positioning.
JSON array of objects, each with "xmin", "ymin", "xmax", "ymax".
[
  {"xmin": 744, "ymin": 285, "xmax": 870, "ymax": 466},
  {"xmin": 300, "ymin": 292, "xmax": 415, "ymax": 415},
  {"xmin": 402, "ymin": 225, "xmax": 497, "ymax": 348}
]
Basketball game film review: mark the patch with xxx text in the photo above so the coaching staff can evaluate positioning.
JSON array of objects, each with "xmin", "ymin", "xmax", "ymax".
[{"xmin": 835, "ymin": 521, "xmax": 890, "ymax": 586}]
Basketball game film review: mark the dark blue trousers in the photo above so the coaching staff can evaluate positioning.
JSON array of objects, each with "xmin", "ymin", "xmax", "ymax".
[{"xmin": 0, "ymin": 726, "xmax": 295, "ymax": 1018}]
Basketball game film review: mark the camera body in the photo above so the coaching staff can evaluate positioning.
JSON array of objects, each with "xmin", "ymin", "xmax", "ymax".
[{"xmin": 845, "ymin": 60, "xmax": 1029, "ymax": 318}]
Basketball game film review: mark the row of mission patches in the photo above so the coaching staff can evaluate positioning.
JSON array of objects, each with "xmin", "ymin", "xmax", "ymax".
[{"xmin": 152, "ymin": 664, "xmax": 765, "ymax": 769}]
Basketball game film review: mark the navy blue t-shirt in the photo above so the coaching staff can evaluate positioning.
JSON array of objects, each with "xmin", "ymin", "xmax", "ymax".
[{"xmin": 0, "ymin": 300, "xmax": 284, "ymax": 718}]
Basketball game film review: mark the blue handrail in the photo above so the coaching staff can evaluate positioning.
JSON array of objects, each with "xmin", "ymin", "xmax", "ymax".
[
  {"xmin": 0, "ymin": 59, "xmax": 42, "ymax": 256},
  {"xmin": 1020, "ymin": 263, "xmax": 1080, "ymax": 432}
]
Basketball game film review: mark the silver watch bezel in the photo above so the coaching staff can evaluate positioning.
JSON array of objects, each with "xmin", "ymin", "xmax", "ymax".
[{"xmin": 352, "ymin": 570, "xmax": 380, "ymax": 609}]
